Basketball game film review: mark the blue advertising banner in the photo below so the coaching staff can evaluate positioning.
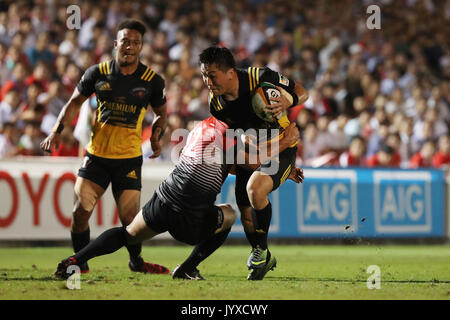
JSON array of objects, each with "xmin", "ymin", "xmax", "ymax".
[{"xmin": 216, "ymin": 168, "xmax": 446, "ymax": 238}]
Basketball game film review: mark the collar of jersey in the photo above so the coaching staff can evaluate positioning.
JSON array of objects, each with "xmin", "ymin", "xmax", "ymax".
[{"xmin": 111, "ymin": 59, "xmax": 143, "ymax": 77}]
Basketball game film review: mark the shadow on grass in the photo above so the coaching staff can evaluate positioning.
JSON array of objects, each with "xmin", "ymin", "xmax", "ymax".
[
  {"xmin": 1, "ymin": 276, "xmax": 56, "ymax": 281},
  {"xmin": 212, "ymin": 274, "xmax": 450, "ymax": 284},
  {"xmin": 262, "ymin": 277, "xmax": 450, "ymax": 284}
]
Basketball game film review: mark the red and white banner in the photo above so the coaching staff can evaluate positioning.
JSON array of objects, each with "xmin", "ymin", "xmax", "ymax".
[{"xmin": 0, "ymin": 158, "xmax": 174, "ymax": 240}]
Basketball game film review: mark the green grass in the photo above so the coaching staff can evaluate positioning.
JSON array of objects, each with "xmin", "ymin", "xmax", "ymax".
[{"xmin": 0, "ymin": 245, "xmax": 449, "ymax": 300}]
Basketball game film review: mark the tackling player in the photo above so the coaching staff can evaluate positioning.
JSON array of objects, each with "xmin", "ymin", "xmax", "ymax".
[
  {"xmin": 54, "ymin": 117, "xmax": 303, "ymax": 280},
  {"xmin": 199, "ymin": 46, "xmax": 309, "ymax": 280}
]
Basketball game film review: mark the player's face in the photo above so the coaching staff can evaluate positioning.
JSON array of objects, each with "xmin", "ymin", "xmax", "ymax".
[
  {"xmin": 115, "ymin": 29, "xmax": 143, "ymax": 66},
  {"xmin": 200, "ymin": 63, "xmax": 233, "ymax": 96}
]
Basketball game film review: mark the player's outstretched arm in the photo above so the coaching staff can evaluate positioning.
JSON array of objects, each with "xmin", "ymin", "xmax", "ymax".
[
  {"xmin": 40, "ymin": 88, "xmax": 88, "ymax": 153},
  {"xmin": 238, "ymin": 122, "xmax": 299, "ymax": 170}
]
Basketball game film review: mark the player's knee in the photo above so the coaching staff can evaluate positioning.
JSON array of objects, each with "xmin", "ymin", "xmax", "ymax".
[
  {"xmin": 247, "ymin": 184, "xmax": 265, "ymax": 205},
  {"xmin": 220, "ymin": 204, "xmax": 237, "ymax": 229},
  {"xmin": 247, "ymin": 176, "xmax": 272, "ymax": 208},
  {"xmin": 72, "ymin": 195, "xmax": 96, "ymax": 229},
  {"xmin": 224, "ymin": 204, "xmax": 237, "ymax": 222},
  {"xmin": 125, "ymin": 224, "xmax": 137, "ymax": 238},
  {"xmin": 73, "ymin": 191, "xmax": 97, "ymax": 214},
  {"xmin": 72, "ymin": 199, "xmax": 92, "ymax": 220}
]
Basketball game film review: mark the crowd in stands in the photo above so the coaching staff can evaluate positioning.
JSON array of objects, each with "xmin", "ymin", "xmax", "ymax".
[{"xmin": 0, "ymin": 0, "xmax": 449, "ymax": 169}]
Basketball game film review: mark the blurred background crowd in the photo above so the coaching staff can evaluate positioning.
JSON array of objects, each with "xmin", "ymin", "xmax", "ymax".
[{"xmin": 0, "ymin": 0, "xmax": 449, "ymax": 169}]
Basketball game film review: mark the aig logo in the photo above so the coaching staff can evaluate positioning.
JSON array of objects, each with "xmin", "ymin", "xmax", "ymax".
[
  {"xmin": 297, "ymin": 170, "xmax": 357, "ymax": 233},
  {"xmin": 374, "ymin": 171, "xmax": 432, "ymax": 233}
]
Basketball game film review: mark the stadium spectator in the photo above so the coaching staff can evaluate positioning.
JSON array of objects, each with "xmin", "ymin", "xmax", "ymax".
[
  {"xmin": 300, "ymin": 121, "xmax": 321, "ymax": 163},
  {"xmin": 24, "ymin": 61, "xmax": 50, "ymax": 92},
  {"xmin": 0, "ymin": 61, "xmax": 27, "ymax": 101},
  {"xmin": 0, "ymin": 42, "xmax": 10, "ymax": 84},
  {"xmin": 339, "ymin": 135, "xmax": 366, "ymax": 167},
  {"xmin": 0, "ymin": 88, "xmax": 20, "ymax": 127},
  {"xmin": 432, "ymin": 135, "xmax": 450, "ymax": 168},
  {"xmin": 16, "ymin": 120, "xmax": 43, "ymax": 156},
  {"xmin": 50, "ymin": 128, "xmax": 79, "ymax": 157},
  {"xmin": 366, "ymin": 144, "xmax": 400, "ymax": 168},
  {"xmin": 384, "ymin": 132, "xmax": 402, "ymax": 167},
  {"xmin": 410, "ymin": 140, "xmax": 436, "ymax": 168},
  {"xmin": 398, "ymin": 117, "xmax": 415, "ymax": 167},
  {"xmin": 26, "ymin": 31, "xmax": 53, "ymax": 66},
  {"xmin": 411, "ymin": 120, "xmax": 435, "ymax": 155},
  {"xmin": 366, "ymin": 120, "xmax": 390, "ymax": 158},
  {"xmin": 0, "ymin": 121, "xmax": 18, "ymax": 158}
]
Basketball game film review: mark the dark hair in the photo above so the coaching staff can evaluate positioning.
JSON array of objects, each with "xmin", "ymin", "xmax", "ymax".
[
  {"xmin": 351, "ymin": 135, "xmax": 365, "ymax": 143},
  {"xmin": 199, "ymin": 46, "xmax": 235, "ymax": 71},
  {"xmin": 380, "ymin": 143, "xmax": 394, "ymax": 155},
  {"xmin": 117, "ymin": 19, "xmax": 146, "ymax": 37}
]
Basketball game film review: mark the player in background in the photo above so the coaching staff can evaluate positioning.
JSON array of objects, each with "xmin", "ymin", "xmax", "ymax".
[
  {"xmin": 199, "ymin": 46, "xmax": 309, "ymax": 280},
  {"xmin": 40, "ymin": 20, "xmax": 169, "ymax": 275},
  {"xmin": 54, "ymin": 117, "xmax": 304, "ymax": 280}
]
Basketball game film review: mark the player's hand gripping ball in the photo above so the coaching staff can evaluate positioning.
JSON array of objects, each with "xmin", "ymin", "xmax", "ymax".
[{"xmin": 251, "ymin": 82, "xmax": 293, "ymax": 123}]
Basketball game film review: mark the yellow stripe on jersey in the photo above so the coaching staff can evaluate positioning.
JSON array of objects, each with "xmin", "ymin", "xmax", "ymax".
[
  {"xmin": 248, "ymin": 67, "xmax": 260, "ymax": 91},
  {"xmin": 248, "ymin": 67, "xmax": 253, "ymax": 90},
  {"xmin": 141, "ymin": 67, "xmax": 151, "ymax": 80},
  {"xmin": 280, "ymin": 164, "xmax": 292, "ymax": 185},
  {"xmin": 145, "ymin": 70, "xmax": 156, "ymax": 82},
  {"xmin": 211, "ymin": 98, "xmax": 220, "ymax": 111},
  {"xmin": 216, "ymin": 98, "xmax": 223, "ymax": 110},
  {"xmin": 99, "ymin": 61, "xmax": 111, "ymax": 75},
  {"xmin": 209, "ymin": 92, "xmax": 223, "ymax": 111},
  {"xmin": 256, "ymin": 67, "xmax": 260, "ymax": 85}
]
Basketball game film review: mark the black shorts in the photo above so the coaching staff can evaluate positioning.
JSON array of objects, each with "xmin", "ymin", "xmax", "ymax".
[
  {"xmin": 77, "ymin": 152, "xmax": 143, "ymax": 193},
  {"xmin": 142, "ymin": 192, "xmax": 224, "ymax": 245},
  {"xmin": 235, "ymin": 146, "xmax": 297, "ymax": 207}
]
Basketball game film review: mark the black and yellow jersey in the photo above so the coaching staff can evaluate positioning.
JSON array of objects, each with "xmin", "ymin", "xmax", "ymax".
[
  {"xmin": 77, "ymin": 60, "xmax": 166, "ymax": 159},
  {"xmin": 208, "ymin": 67, "xmax": 296, "ymax": 144}
]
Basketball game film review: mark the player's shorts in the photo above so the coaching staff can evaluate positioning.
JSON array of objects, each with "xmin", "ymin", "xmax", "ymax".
[
  {"xmin": 77, "ymin": 152, "xmax": 142, "ymax": 193},
  {"xmin": 235, "ymin": 146, "xmax": 297, "ymax": 207},
  {"xmin": 142, "ymin": 192, "xmax": 224, "ymax": 245}
]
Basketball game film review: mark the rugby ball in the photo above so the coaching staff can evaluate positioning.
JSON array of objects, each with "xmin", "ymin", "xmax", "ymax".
[{"xmin": 251, "ymin": 82, "xmax": 293, "ymax": 123}]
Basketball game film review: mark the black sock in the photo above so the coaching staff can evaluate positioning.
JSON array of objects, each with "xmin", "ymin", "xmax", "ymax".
[
  {"xmin": 244, "ymin": 229, "xmax": 260, "ymax": 248},
  {"xmin": 74, "ymin": 227, "xmax": 128, "ymax": 265},
  {"xmin": 71, "ymin": 228, "xmax": 90, "ymax": 253},
  {"xmin": 125, "ymin": 243, "xmax": 143, "ymax": 266},
  {"xmin": 180, "ymin": 228, "xmax": 231, "ymax": 271},
  {"xmin": 250, "ymin": 202, "xmax": 272, "ymax": 250}
]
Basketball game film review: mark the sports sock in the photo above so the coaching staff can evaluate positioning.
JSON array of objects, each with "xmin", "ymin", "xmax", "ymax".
[
  {"xmin": 250, "ymin": 202, "xmax": 272, "ymax": 250},
  {"xmin": 180, "ymin": 228, "xmax": 231, "ymax": 271},
  {"xmin": 244, "ymin": 229, "xmax": 260, "ymax": 248},
  {"xmin": 125, "ymin": 243, "xmax": 143, "ymax": 267},
  {"xmin": 74, "ymin": 227, "xmax": 128, "ymax": 265},
  {"xmin": 71, "ymin": 228, "xmax": 90, "ymax": 253}
]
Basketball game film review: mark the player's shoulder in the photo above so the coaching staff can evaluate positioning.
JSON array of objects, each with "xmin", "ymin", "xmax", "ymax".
[
  {"xmin": 97, "ymin": 60, "xmax": 113, "ymax": 76},
  {"xmin": 81, "ymin": 60, "xmax": 112, "ymax": 79},
  {"xmin": 138, "ymin": 62, "xmax": 164, "ymax": 86},
  {"xmin": 237, "ymin": 66, "xmax": 276, "ymax": 91}
]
